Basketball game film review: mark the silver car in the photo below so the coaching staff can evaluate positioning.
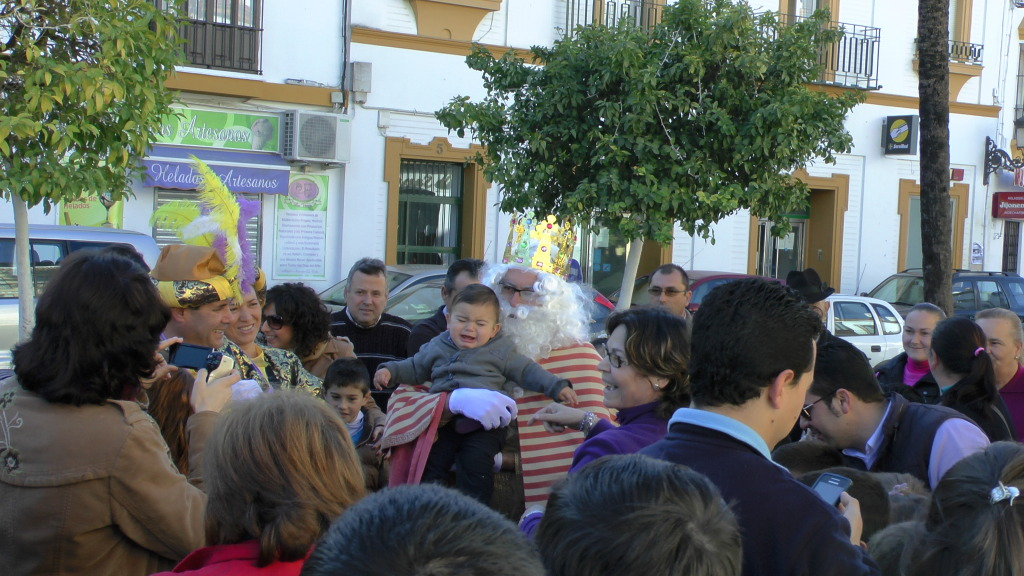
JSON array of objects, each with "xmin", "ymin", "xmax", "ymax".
[
  {"xmin": 826, "ymin": 294, "xmax": 906, "ymax": 366},
  {"xmin": 0, "ymin": 224, "xmax": 161, "ymax": 370}
]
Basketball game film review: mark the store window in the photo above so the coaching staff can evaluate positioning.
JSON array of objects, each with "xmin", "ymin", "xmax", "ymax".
[{"xmin": 152, "ymin": 188, "xmax": 263, "ymax": 266}]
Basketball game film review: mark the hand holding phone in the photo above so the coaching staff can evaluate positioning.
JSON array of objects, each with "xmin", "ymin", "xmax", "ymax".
[{"xmin": 812, "ymin": 472, "xmax": 853, "ymax": 507}]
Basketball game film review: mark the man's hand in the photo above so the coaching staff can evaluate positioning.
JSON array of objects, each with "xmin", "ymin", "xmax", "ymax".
[
  {"xmin": 528, "ymin": 402, "xmax": 586, "ymax": 434},
  {"xmin": 448, "ymin": 388, "xmax": 517, "ymax": 429},
  {"xmin": 373, "ymin": 368, "xmax": 392, "ymax": 390},
  {"xmin": 837, "ymin": 491, "xmax": 864, "ymax": 546}
]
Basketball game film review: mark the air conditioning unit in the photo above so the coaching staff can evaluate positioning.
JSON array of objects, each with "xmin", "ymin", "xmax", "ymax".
[{"xmin": 281, "ymin": 111, "xmax": 351, "ymax": 164}]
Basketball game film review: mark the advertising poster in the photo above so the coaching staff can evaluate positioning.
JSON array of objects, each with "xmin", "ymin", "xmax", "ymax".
[
  {"xmin": 273, "ymin": 174, "xmax": 329, "ymax": 280},
  {"xmin": 59, "ymin": 194, "xmax": 123, "ymax": 228}
]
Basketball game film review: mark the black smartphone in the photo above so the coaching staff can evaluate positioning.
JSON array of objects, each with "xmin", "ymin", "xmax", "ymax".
[
  {"xmin": 167, "ymin": 343, "xmax": 217, "ymax": 371},
  {"xmin": 812, "ymin": 472, "xmax": 853, "ymax": 507}
]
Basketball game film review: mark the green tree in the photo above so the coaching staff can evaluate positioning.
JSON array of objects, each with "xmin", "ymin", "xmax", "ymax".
[
  {"xmin": 0, "ymin": 0, "xmax": 183, "ymax": 337},
  {"xmin": 917, "ymin": 0, "xmax": 953, "ymax": 314},
  {"xmin": 437, "ymin": 0, "xmax": 862, "ymax": 306}
]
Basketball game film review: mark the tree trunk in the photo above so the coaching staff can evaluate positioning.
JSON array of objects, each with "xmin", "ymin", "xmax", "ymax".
[
  {"xmin": 918, "ymin": 0, "xmax": 953, "ymax": 315},
  {"xmin": 14, "ymin": 193, "xmax": 35, "ymax": 340},
  {"xmin": 615, "ymin": 238, "xmax": 644, "ymax": 311}
]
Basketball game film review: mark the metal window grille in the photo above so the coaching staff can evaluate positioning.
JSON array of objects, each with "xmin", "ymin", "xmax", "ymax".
[
  {"xmin": 1004, "ymin": 221, "xmax": 1020, "ymax": 274},
  {"xmin": 152, "ymin": 188, "xmax": 263, "ymax": 267},
  {"xmin": 397, "ymin": 160, "xmax": 462, "ymax": 266},
  {"xmin": 1015, "ymin": 45, "xmax": 1024, "ymax": 125},
  {"xmin": 156, "ymin": 0, "xmax": 263, "ymax": 74}
]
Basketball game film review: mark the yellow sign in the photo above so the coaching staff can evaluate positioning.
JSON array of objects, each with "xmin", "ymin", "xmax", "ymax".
[{"xmin": 59, "ymin": 194, "xmax": 123, "ymax": 228}]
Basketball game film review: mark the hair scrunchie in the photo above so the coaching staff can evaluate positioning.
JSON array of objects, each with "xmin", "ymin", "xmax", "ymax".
[{"xmin": 975, "ymin": 347, "xmax": 986, "ymax": 357}]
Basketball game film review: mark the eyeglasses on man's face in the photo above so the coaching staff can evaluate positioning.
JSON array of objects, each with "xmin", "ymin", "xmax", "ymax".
[
  {"xmin": 602, "ymin": 342, "xmax": 629, "ymax": 369},
  {"xmin": 499, "ymin": 281, "xmax": 540, "ymax": 303},
  {"xmin": 801, "ymin": 393, "xmax": 834, "ymax": 421}
]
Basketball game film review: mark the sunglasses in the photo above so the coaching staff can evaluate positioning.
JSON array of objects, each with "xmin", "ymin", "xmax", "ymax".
[{"xmin": 263, "ymin": 314, "xmax": 287, "ymax": 330}]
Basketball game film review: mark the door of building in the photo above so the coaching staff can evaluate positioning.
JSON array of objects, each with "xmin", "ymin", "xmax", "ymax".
[{"xmin": 756, "ymin": 219, "xmax": 806, "ymax": 280}]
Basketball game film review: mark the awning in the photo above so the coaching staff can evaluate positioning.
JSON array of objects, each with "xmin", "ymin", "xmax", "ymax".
[{"xmin": 142, "ymin": 144, "xmax": 291, "ymax": 194}]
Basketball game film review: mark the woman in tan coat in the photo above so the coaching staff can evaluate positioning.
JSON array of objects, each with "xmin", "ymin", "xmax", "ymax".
[{"xmin": 0, "ymin": 248, "xmax": 237, "ymax": 576}]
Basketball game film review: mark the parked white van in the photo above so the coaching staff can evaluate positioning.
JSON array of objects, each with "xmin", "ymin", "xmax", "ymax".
[{"xmin": 0, "ymin": 224, "xmax": 161, "ymax": 370}]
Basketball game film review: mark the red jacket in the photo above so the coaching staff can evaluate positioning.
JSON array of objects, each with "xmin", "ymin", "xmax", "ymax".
[{"xmin": 152, "ymin": 540, "xmax": 307, "ymax": 576}]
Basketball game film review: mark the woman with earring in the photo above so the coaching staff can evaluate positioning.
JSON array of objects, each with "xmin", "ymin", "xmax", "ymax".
[
  {"xmin": 928, "ymin": 316, "xmax": 1016, "ymax": 442},
  {"xmin": 519, "ymin": 308, "xmax": 691, "ymax": 535},
  {"xmin": 975, "ymin": 308, "xmax": 1024, "ymax": 439}
]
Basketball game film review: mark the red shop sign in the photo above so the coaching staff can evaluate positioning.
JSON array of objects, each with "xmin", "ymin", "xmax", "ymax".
[{"xmin": 993, "ymin": 192, "xmax": 1024, "ymax": 219}]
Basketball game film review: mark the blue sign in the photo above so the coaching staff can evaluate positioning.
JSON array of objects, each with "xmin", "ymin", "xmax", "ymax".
[{"xmin": 142, "ymin": 145, "xmax": 291, "ymax": 194}]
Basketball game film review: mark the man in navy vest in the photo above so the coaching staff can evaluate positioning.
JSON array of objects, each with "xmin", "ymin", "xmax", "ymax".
[
  {"xmin": 801, "ymin": 337, "xmax": 989, "ymax": 489},
  {"xmin": 641, "ymin": 279, "xmax": 879, "ymax": 575}
]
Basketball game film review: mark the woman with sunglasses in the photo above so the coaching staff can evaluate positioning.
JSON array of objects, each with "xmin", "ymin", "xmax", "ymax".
[
  {"xmin": 519, "ymin": 307, "xmax": 691, "ymax": 535},
  {"xmin": 263, "ymin": 283, "xmax": 356, "ymax": 380}
]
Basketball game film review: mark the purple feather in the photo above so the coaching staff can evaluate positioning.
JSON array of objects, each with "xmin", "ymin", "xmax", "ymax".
[{"xmin": 237, "ymin": 195, "xmax": 260, "ymax": 290}]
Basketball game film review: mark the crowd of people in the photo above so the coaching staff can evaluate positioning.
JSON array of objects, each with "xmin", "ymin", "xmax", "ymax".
[{"xmin": 2, "ymin": 223, "xmax": 1024, "ymax": 575}]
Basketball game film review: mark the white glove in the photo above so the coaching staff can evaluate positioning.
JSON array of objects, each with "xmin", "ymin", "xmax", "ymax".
[
  {"xmin": 448, "ymin": 388, "xmax": 518, "ymax": 430},
  {"xmin": 230, "ymin": 379, "xmax": 263, "ymax": 402}
]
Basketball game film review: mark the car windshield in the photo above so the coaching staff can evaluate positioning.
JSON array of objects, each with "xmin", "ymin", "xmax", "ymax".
[
  {"xmin": 869, "ymin": 276, "xmax": 923, "ymax": 307},
  {"xmin": 385, "ymin": 279, "xmax": 443, "ymax": 323},
  {"xmin": 319, "ymin": 270, "xmax": 413, "ymax": 306}
]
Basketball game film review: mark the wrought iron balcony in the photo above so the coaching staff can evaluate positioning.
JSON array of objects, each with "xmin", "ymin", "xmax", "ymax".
[
  {"xmin": 562, "ymin": 0, "xmax": 664, "ymax": 35},
  {"xmin": 948, "ymin": 39, "xmax": 983, "ymax": 66},
  {"xmin": 177, "ymin": 19, "xmax": 262, "ymax": 74}
]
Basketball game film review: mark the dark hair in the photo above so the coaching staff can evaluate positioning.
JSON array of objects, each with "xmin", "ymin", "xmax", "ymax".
[
  {"xmin": 811, "ymin": 338, "xmax": 885, "ymax": 403},
  {"xmin": 771, "ymin": 440, "xmax": 844, "ymax": 477},
  {"xmin": 264, "ymin": 283, "xmax": 331, "ymax": 358},
  {"xmin": 799, "ymin": 467, "xmax": 890, "ymax": 542},
  {"xmin": 346, "ymin": 257, "xmax": 387, "ymax": 284},
  {"xmin": 444, "ymin": 258, "xmax": 485, "ymax": 293},
  {"xmin": 100, "ymin": 244, "xmax": 150, "ymax": 272},
  {"xmin": 204, "ymin": 392, "xmax": 365, "ymax": 566},
  {"xmin": 908, "ymin": 302, "xmax": 947, "ymax": 320},
  {"xmin": 867, "ymin": 521, "xmax": 921, "ymax": 576},
  {"xmin": 324, "ymin": 357, "xmax": 371, "ymax": 395},
  {"xmin": 450, "ymin": 284, "xmax": 500, "ymax": 322},
  {"xmin": 302, "ymin": 484, "xmax": 545, "ymax": 576},
  {"xmin": 652, "ymin": 263, "xmax": 690, "ymax": 289},
  {"xmin": 537, "ymin": 454, "xmax": 741, "ymax": 576},
  {"xmin": 905, "ymin": 442, "xmax": 1024, "ymax": 576},
  {"xmin": 929, "ymin": 316, "xmax": 1000, "ymax": 414},
  {"xmin": 689, "ymin": 279, "xmax": 821, "ymax": 407},
  {"xmin": 13, "ymin": 250, "xmax": 169, "ymax": 405},
  {"xmin": 605, "ymin": 307, "xmax": 691, "ymax": 418}
]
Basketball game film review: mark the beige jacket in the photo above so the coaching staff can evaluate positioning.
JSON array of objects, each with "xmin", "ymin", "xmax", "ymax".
[{"xmin": 0, "ymin": 378, "xmax": 215, "ymax": 576}]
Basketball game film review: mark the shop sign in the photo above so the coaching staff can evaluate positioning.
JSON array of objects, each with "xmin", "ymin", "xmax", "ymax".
[
  {"xmin": 992, "ymin": 192, "xmax": 1024, "ymax": 219},
  {"xmin": 881, "ymin": 115, "xmax": 918, "ymax": 155},
  {"xmin": 156, "ymin": 108, "xmax": 280, "ymax": 153}
]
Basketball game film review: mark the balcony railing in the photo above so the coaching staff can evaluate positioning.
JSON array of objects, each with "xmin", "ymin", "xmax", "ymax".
[
  {"xmin": 913, "ymin": 39, "xmax": 984, "ymax": 67},
  {"xmin": 562, "ymin": 0, "xmax": 664, "ymax": 36},
  {"xmin": 178, "ymin": 19, "xmax": 262, "ymax": 74},
  {"xmin": 949, "ymin": 39, "xmax": 983, "ymax": 66},
  {"xmin": 815, "ymin": 21, "xmax": 882, "ymax": 90}
]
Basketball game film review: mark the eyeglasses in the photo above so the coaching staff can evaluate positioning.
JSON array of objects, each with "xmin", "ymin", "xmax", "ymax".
[
  {"xmin": 263, "ymin": 314, "xmax": 287, "ymax": 330},
  {"xmin": 801, "ymin": 393, "xmax": 834, "ymax": 421},
  {"xmin": 648, "ymin": 287, "xmax": 689, "ymax": 297},
  {"xmin": 499, "ymin": 281, "xmax": 540, "ymax": 303},
  {"xmin": 602, "ymin": 342, "xmax": 629, "ymax": 369}
]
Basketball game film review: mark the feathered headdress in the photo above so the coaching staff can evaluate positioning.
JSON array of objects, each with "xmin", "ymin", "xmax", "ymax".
[{"xmin": 151, "ymin": 157, "xmax": 260, "ymax": 303}]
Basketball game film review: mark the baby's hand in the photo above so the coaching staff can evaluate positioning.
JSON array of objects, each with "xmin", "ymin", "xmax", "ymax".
[
  {"xmin": 557, "ymin": 387, "xmax": 578, "ymax": 406},
  {"xmin": 373, "ymin": 368, "xmax": 392, "ymax": 390}
]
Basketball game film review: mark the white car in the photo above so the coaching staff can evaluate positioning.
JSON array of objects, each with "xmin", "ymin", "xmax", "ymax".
[{"xmin": 826, "ymin": 294, "xmax": 905, "ymax": 366}]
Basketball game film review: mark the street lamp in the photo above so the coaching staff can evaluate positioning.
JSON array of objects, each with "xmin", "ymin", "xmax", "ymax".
[{"xmin": 984, "ymin": 136, "xmax": 1024, "ymax": 185}]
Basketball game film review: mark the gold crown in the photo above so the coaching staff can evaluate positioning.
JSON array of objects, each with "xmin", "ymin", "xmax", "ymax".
[{"xmin": 502, "ymin": 212, "xmax": 577, "ymax": 278}]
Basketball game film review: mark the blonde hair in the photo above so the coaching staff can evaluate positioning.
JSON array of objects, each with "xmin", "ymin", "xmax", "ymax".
[
  {"xmin": 203, "ymin": 392, "xmax": 366, "ymax": 566},
  {"xmin": 976, "ymin": 307, "xmax": 1024, "ymax": 348}
]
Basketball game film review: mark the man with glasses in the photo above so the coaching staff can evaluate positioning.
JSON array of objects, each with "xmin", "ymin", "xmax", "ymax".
[
  {"xmin": 646, "ymin": 264, "xmax": 693, "ymax": 329},
  {"xmin": 802, "ymin": 337, "xmax": 988, "ymax": 489},
  {"xmin": 641, "ymin": 278, "xmax": 879, "ymax": 576}
]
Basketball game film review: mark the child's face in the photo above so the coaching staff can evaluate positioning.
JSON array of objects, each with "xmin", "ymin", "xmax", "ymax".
[
  {"xmin": 325, "ymin": 384, "xmax": 369, "ymax": 424},
  {"xmin": 446, "ymin": 301, "xmax": 501, "ymax": 350}
]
